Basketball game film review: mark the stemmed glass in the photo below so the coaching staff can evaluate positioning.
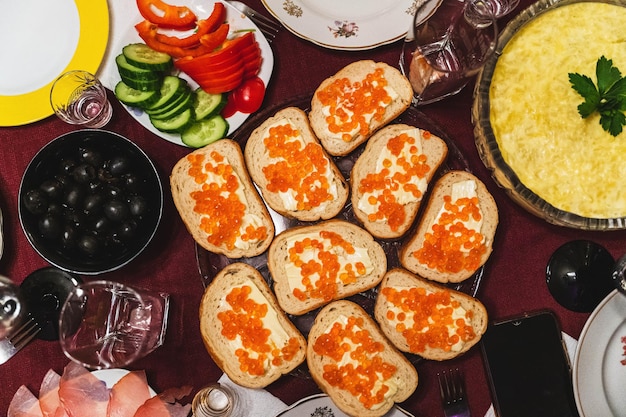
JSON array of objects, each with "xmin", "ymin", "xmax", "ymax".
[{"xmin": 400, "ymin": 0, "xmax": 518, "ymax": 105}]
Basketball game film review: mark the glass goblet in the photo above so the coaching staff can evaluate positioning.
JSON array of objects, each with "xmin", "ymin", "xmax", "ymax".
[{"xmin": 400, "ymin": 0, "xmax": 499, "ymax": 105}]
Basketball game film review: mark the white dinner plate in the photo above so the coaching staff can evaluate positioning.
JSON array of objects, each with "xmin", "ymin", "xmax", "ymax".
[
  {"xmin": 573, "ymin": 289, "xmax": 626, "ymax": 416},
  {"xmin": 92, "ymin": 368, "xmax": 157, "ymax": 396},
  {"xmin": 261, "ymin": 0, "xmax": 438, "ymax": 50},
  {"xmin": 0, "ymin": 0, "xmax": 109, "ymax": 126},
  {"xmin": 103, "ymin": 0, "xmax": 274, "ymax": 147},
  {"xmin": 274, "ymin": 393, "xmax": 414, "ymax": 417}
]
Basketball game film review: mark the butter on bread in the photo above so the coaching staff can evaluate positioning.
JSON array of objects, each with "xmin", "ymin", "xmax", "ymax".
[
  {"xmin": 309, "ymin": 60, "xmax": 413, "ymax": 156},
  {"xmin": 244, "ymin": 107, "xmax": 349, "ymax": 221},
  {"xmin": 170, "ymin": 139, "xmax": 275, "ymax": 259},
  {"xmin": 199, "ymin": 262, "xmax": 306, "ymax": 388},
  {"xmin": 351, "ymin": 123, "xmax": 448, "ymax": 239},
  {"xmin": 307, "ymin": 300, "xmax": 418, "ymax": 417},
  {"xmin": 399, "ymin": 170, "xmax": 498, "ymax": 283},
  {"xmin": 268, "ymin": 219, "xmax": 387, "ymax": 315},
  {"xmin": 374, "ymin": 268, "xmax": 488, "ymax": 361}
]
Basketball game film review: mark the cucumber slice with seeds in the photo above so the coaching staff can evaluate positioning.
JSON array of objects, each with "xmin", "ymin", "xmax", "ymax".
[
  {"xmin": 122, "ymin": 43, "xmax": 173, "ymax": 72},
  {"xmin": 115, "ymin": 54, "xmax": 162, "ymax": 81},
  {"xmin": 114, "ymin": 81, "xmax": 160, "ymax": 109},
  {"xmin": 144, "ymin": 76, "xmax": 188, "ymax": 112},
  {"xmin": 181, "ymin": 115, "xmax": 229, "ymax": 148},
  {"xmin": 150, "ymin": 108, "xmax": 194, "ymax": 133},
  {"xmin": 193, "ymin": 89, "xmax": 227, "ymax": 120}
]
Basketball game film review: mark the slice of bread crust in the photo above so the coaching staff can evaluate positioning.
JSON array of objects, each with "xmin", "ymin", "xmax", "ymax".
[
  {"xmin": 244, "ymin": 107, "xmax": 349, "ymax": 221},
  {"xmin": 199, "ymin": 262, "xmax": 306, "ymax": 388},
  {"xmin": 374, "ymin": 268, "xmax": 488, "ymax": 361},
  {"xmin": 307, "ymin": 300, "xmax": 418, "ymax": 417},
  {"xmin": 170, "ymin": 139, "xmax": 275, "ymax": 259},
  {"xmin": 268, "ymin": 219, "xmax": 387, "ymax": 315},
  {"xmin": 351, "ymin": 123, "xmax": 448, "ymax": 239},
  {"xmin": 399, "ymin": 170, "xmax": 498, "ymax": 283},
  {"xmin": 309, "ymin": 60, "xmax": 413, "ymax": 156}
]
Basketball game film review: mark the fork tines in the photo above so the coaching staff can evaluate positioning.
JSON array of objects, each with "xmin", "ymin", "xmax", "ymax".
[
  {"xmin": 438, "ymin": 368, "xmax": 471, "ymax": 417},
  {"xmin": 9, "ymin": 315, "xmax": 41, "ymax": 349},
  {"xmin": 249, "ymin": 16, "xmax": 280, "ymax": 42}
]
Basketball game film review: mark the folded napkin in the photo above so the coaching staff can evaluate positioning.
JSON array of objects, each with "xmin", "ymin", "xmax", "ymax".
[
  {"xmin": 483, "ymin": 332, "xmax": 578, "ymax": 417},
  {"xmin": 217, "ymin": 373, "xmax": 287, "ymax": 417}
]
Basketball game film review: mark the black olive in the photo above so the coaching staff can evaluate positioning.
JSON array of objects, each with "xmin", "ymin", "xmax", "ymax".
[
  {"xmin": 64, "ymin": 184, "xmax": 85, "ymax": 208},
  {"xmin": 65, "ymin": 210, "xmax": 86, "ymax": 230},
  {"xmin": 59, "ymin": 158, "xmax": 77, "ymax": 174},
  {"xmin": 38, "ymin": 214, "xmax": 62, "ymax": 240},
  {"xmin": 23, "ymin": 189, "xmax": 48, "ymax": 215},
  {"xmin": 124, "ymin": 173, "xmax": 142, "ymax": 193},
  {"xmin": 117, "ymin": 219, "xmax": 138, "ymax": 241},
  {"xmin": 39, "ymin": 179, "xmax": 63, "ymax": 201},
  {"xmin": 60, "ymin": 225, "xmax": 78, "ymax": 249},
  {"xmin": 72, "ymin": 163, "xmax": 96, "ymax": 184},
  {"xmin": 92, "ymin": 216, "xmax": 111, "ymax": 235},
  {"xmin": 77, "ymin": 235, "xmax": 99, "ymax": 256},
  {"xmin": 105, "ymin": 185, "xmax": 125, "ymax": 200},
  {"xmin": 79, "ymin": 147, "xmax": 103, "ymax": 167},
  {"xmin": 47, "ymin": 202, "xmax": 63, "ymax": 216},
  {"xmin": 128, "ymin": 195, "xmax": 148, "ymax": 217},
  {"xmin": 83, "ymin": 193, "xmax": 104, "ymax": 215},
  {"xmin": 108, "ymin": 156, "xmax": 131, "ymax": 176},
  {"xmin": 104, "ymin": 199, "xmax": 129, "ymax": 223}
]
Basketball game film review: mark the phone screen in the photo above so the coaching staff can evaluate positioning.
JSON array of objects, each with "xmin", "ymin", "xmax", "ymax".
[{"xmin": 481, "ymin": 311, "xmax": 579, "ymax": 417}]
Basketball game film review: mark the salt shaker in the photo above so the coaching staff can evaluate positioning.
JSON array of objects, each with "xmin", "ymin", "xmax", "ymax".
[{"xmin": 192, "ymin": 384, "xmax": 242, "ymax": 417}]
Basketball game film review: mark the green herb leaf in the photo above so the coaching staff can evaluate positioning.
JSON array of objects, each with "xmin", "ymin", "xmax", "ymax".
[{"xmin": 569, "ymin": 56, "xmax": 626, "ymax": 137}]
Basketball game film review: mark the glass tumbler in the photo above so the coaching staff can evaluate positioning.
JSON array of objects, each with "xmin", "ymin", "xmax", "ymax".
[
  {"xmin": 400, "ymin": 0, "xmax": 499, "ymax": 105},
  {"xmin": 58, "ymin": 280, "xmax": 170, "ymax": 369},
  {"xmin": 50, "ymin": 70, "xmax": 113, "ymax": 128}
]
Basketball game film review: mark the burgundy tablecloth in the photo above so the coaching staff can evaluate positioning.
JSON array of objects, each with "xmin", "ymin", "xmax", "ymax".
[{"xmin": 1, "ymin": 1, "xmax": 625, "ymax": 416}]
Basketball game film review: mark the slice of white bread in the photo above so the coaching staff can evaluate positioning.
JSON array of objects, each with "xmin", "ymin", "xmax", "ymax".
[
  {"xmin": 199, "ymin": 262, "xmax": 306, "ymax": 388},
  {"xmin": 268, "ymin": 219, "xmax": 387, "ymax": 315},
  {"xmin": 351, "ymin": 123, "xmax": 448, "ymax": 239},
  {"xmin": 170, "ymin": 139, "xmax": 275, "ymax": 258},
  {"xmin": 374, "ymin": 268, "xmax": 488, "ymax": 361},
  {"xmin": 244, "ymin": 107, "xmax": 349, "ymax": 221},
  {"xmin": 399, "ymin": 170, "xmax": 498, "ymax": 283},
  {"xmin": 307, "ymin": 300, "xmax": 418, "ymax": 417},
  {"xmin": 309, "ymin": 60, "xmax": 413, "ymax": 156}
]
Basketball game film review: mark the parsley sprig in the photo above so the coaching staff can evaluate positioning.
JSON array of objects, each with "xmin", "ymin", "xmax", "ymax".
[{"xmin": 569, "ymin": 56, "xmax": 626, "ymax": 137}]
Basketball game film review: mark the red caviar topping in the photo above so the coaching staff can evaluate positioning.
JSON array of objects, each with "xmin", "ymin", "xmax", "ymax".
[
  {"xmin": 262, "ymin": 123, "xmax": 333, "ymax": 210},
  {"xmin": 414, "ymin": 194, "xmax": 486, "ymax": 273},
  {"xmin": 288, "ymin": 231, "xmax": 366, "ymax": 301},
  {"xmin": 381, "ymin": 286, "xmax": 476, "ymax": 353},
  {"xmin": 313, "ymin": 316, "xmax": 397, "ymax": 409},
  {"xmin": 186, "ymin": 152, "xmax": 268, "ymax": 251},
  {"xmin": 316, "ymin": 68, "xmax": 393, "ymax": 142},
  {"xmin": 217, "ymin": 285, "xmax": 301, "ymax": 376},
  {"xmin": 358, "ymin": 132, "xmax": 431, "ymax": 231}
]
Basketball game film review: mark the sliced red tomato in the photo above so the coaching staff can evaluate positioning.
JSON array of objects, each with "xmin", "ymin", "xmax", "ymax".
[
  {"xmin": 230, "ymin": 76, "xmax": 266, "ymax": 114},
  {"xmin": 136, "ymin": 0, "xmax": 196, "ymax": 29}
]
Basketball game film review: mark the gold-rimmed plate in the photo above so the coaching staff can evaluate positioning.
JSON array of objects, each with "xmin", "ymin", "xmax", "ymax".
[{"xmin": 0, "ymin": 0, "xmax": 109, "ymax": 126}]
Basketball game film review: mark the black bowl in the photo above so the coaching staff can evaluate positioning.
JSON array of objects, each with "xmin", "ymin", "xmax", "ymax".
[{"xmin": 19, "ymin": 129, "xmax": 163, "ymax": 275}]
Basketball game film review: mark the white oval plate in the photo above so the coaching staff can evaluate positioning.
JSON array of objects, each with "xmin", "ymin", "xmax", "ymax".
[
  {"xmin": 103, "ymin": 0, "xmax": 274, "ymax": 147},
  {"xmin": 261, "ymin": 0, "xmax": 438, "ymax": 50},
  {"xmin": 273, "ymin": 393, "xmax": 414, "ymax": 417},
  {"xmin": 573, "ymin": 289, "xmax": 626, "ymax": 416}
]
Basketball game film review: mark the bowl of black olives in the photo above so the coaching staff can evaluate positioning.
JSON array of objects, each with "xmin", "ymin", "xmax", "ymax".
[{"xmin": 19, "ymin": 129, "xmax": 163, "ymax": 275}]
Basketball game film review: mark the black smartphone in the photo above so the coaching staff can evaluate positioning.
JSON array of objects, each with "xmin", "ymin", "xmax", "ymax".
[{"xmin": 480, "ymin": 310, "xmax": 579, "ymax": 417}]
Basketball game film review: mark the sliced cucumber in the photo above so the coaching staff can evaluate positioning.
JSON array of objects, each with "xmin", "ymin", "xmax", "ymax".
[
  {"xmin": 115, "ymin": 54, "xmax": 162, "ymax": 81},
  {"xmin": 119, "ymin": 73, "xmax": 163, "ymax": 92},
  {"xmin": 181, "ymin": 115, "xmax": 229, "ymax": 148},
  {"xmin": 114, "ymin": 81, "xmax": 160, "ymax": 109},
  {"xmin": 123, "ymin": 43, "xmax": 173, "ymax": 72},
  {"xmin": 193, "ymin": 89, "xmax": 227, "ymax": 120},
  {"xmin": 144, "ymin": 76, "xmax": 188, "ymax": 113},
  {"xmin": 149, "ymin": 94, "xmax": 193, "ymax": 121},
  {"xmin": 150, "ymin": 108, "xmax": 194, "ymax": 133},
  {"xmin": 145, "ymin": 87, "xmax": 191, "ymax": 117}
]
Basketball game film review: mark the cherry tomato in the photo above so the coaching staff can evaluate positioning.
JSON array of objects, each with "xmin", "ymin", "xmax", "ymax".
[{"xmin": 230, "ymin": 76, "xmax": 266, "ymax": 114}]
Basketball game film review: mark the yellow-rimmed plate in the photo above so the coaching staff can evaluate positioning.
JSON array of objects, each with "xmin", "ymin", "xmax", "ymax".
[{"xmin": 0, "ymin": 0, "xmax": 109, "ymax": 126}]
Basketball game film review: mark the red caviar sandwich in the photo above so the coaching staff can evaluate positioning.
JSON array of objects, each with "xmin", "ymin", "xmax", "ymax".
[
  {"xmin": 307, "ymin": 300, "xmax": 418, "ymax": 417},
  {"xmin": 244, "ymin": 107, "xmax": 349, "ymax": 221},
  {"xmin": 399, "ymin": 170, "xmax": 498, "ymax": 283},
  {"xmin": 351, "ymin": 123, "xmax": 448, "ymax": 239},
  {"xmin": 374, "ymin": 268, "xmax": 488, "ymax": 360},
  {"xmin": 170, "ymin": 139, "xmax": 275, "ymax": 258},
  {"xmin": 268, "ymin": 220, "xmax": 387, "ymax": 315},
  {"xmin": 309, "ymin": 60, "xmax": 413, "ymax": 156},
  {"xmin": 200, "ymin": 262, "xmax": 306, "ymax": 388}
]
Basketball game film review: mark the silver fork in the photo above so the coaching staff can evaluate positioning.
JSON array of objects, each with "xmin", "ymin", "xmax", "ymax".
[
  {"xmin": 438, "ymin": 368, "xmax": 471, "ymax": 417},
  {"xmin": 0, "ymin": 314, "xmax": 41, "ymax": 365},
  {"xmin": 228, "ymin": 0, "xmax": 281, "ymax": 42}
]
